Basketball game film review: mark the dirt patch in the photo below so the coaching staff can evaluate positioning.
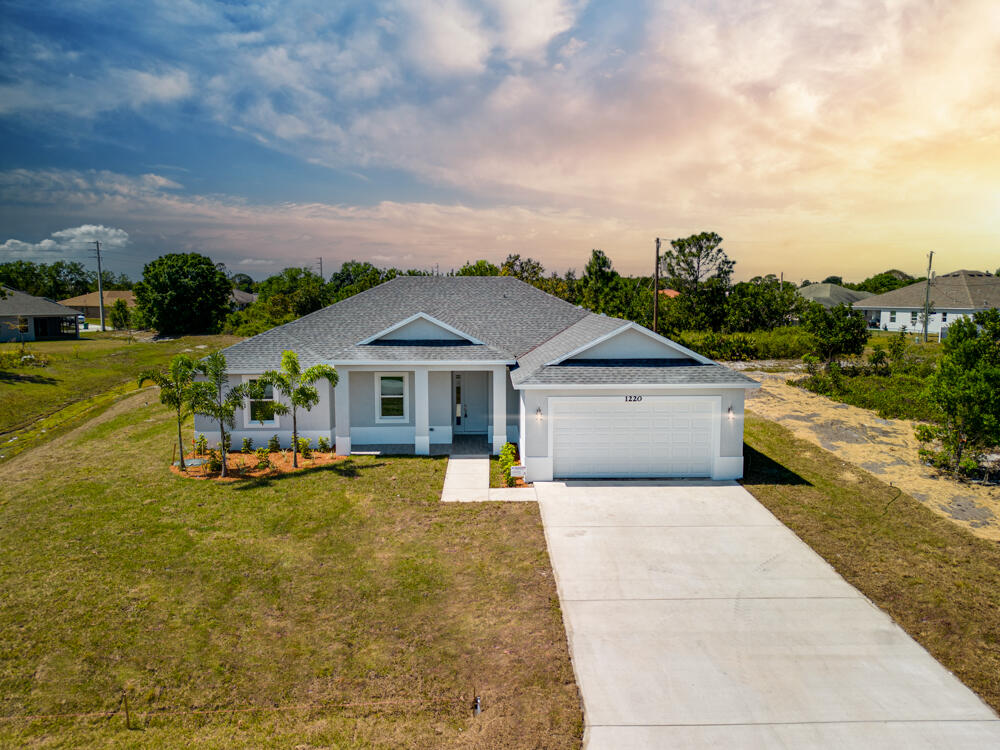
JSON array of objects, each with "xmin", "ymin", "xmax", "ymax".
[
  {"xmin": 745, "ymin": 371, "xmax": 1000, "ymax": 541},
  {"xmin": 171, "ymin": 449, "xmax": 347, "ymax": 481}
]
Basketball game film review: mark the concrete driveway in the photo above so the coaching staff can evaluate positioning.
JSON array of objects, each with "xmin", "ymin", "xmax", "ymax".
[{"xmin": 536, "ymin": 481, "xmax": 1000, "ymax": 749}]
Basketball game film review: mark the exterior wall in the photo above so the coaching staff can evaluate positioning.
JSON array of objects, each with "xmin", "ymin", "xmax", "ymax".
[
  {"xmin": 572, "ymin": 327, "xmax": 687, "ymax": 359},
  {"xmin": 875, "ymin": 308, "xmax": 975, "ymax": 334},
  {"xmin": 380, "ymin": 318, "xmax": 465, "ymax": 340},
  {"xmin": 0, "ymin": 316, "xmax": 33, "ymax": 343},
  {"xmin": 519, "ymin": 386, "xmax": 747, "ymax": 482}
]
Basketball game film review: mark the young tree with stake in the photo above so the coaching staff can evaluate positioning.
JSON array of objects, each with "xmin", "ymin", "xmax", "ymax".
[
  {"xmin": 258, "ymin": 351, "xmax": 338, "ymax": 468},
  {"xmin": 189, "ymin": 352, "xmax": 254, "ymax": 477},
  {"xmin": 137, "ymin": 354, "xmax": 199, "ymax": 471}
]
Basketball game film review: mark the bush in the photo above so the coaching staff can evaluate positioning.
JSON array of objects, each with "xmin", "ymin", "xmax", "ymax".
[
  {"xmin": 0, "ymin": 349, "xmax": 51, "ymax": 369},
  {"xmin": 195, "ymin": 434, "xmax": 208, "ymax": 455},
  {"xmin": 680, "ymin": 326, "xmax": 812, "ymax": 361},
  {"xmin": 242, "ymin": 437, "xmax": 254, "ymax": 454},
  {"xmin": 317, "ymin": 436, "xmax": 331, "ymax": 453},
  {"xmin": 206, "ymin": 449, "xmax": 222, "ymax": 473},
  {"xmin": 254, "ymin": 446, "xmax": 271, "ymax": 469},
  {"xmin": 268, "ymin": 434, "xmax": 281, "ymax": 451},
  {"xmin": 498, "ymin": 442, "xmax": 518, "ymax": 487},
  {"xmin": 298, "ymin": 437, "xmax": 312, "ymax": 459}
]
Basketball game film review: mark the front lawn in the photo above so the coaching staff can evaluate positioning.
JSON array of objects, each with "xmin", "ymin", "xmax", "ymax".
[
  {"xmin": 742, "ymin": 412, "xmax": 1000, "ymax": 713},
  {"xmin": 0, "ymin": 392, "xmax": 581, "ymax": 748}
]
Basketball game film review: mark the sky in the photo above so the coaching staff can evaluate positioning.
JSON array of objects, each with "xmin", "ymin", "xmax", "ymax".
[{"xmin": 0, "ymin": 0, "xmax": 998, "ymax": 283}]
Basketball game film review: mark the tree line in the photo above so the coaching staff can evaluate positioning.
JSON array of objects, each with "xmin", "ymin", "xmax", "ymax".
[{"xmin": 0, "ymin": 260, "xmax": 133, "ymax": 300}]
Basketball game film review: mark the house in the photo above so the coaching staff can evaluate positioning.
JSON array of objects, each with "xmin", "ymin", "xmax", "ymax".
[
  {"xmin": 798, "ymin": 282, "xmax": 877, "ymax": 326},
  {"xmin": 195, "ymin": 277, "xmax": 759, "ymax": 481},
  {"xmin": 230, "ymin": 289, "xmax": 258, "ymax": 310},
  {"xmin": 854, "ymin": 270, "xmax": 1000, "ymax": 334},
  {"xmin": 60, "ymin": 290, "xmax": 135, "ymax": 319},
  {"xmin": 0, "ymin": 287, "xmax": 80, "ymax": 342}
]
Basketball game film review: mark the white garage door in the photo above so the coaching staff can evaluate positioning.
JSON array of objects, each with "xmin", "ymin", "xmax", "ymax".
[{"xmin": 551, "ymin": 397, "xmax": 716, "ymax": 478}]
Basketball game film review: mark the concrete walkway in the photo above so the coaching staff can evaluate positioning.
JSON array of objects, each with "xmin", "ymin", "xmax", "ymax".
[
  {"xmin": 440, "ymin": 454, "xmax": 537, "ymax": 502},
  {"xmin": 535, "ymin": 481, "xmax": 1000, "ymax": 749}
]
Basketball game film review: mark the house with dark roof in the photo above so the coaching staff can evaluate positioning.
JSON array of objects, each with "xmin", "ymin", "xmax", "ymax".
[
  {"xmin": 0, "ymin": 287, "xmax": 80, "ymax": 343},
  {"xmin": 853, "ymin": 270, "xmax": 1000, "ymax": 334},
  {"xmin": 196, "ymin": 277, "xmax": 759, "ymax": 481}
]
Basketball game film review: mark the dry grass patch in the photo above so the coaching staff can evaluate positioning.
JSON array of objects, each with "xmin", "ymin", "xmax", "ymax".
[
  {"xmin": 742, "ymin": 411, "xmax": 1000, "ymax": 713},
  {"xmin": 0, "ymin": 392, "xmax": 581, "ymax": 748}
]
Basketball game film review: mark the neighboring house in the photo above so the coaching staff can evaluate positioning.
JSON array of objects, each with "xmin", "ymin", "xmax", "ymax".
[
  {"xmin": 231, "ymin": 289, "xmax": 258, "ymax": 310},
  {"xmin": 798, "ymin": 282, "xmax": 878, "ymax": 324},
  {"xmin": 0, "ymin": 287, "xmax": 80, "ymax": 342},
  {"xmin": 854, "ymin": 269, "xmax": 1000, "ymax": 334},
  {"xmin": 195, "ymin": 277, "xmax": 759, "ymax": 481},
  {"xmin": 60, "ymin": 290, "xmax": 135, "ymax": 318}
]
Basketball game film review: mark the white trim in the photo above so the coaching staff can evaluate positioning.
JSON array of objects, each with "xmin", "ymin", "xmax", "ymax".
[
  {"xmin": 224, "ymin": 360, "xmax": 514, "ymax": 375},
  {"xmin": 514, "ymin": 381, "xmax": 760, "ymax": 391},
  {"xmin": 356, "ymin": 312, "xmax": 484, "ymax": 345},
  {"xmin": 544, "ymin": 322, "xmax": 715, "ymax": 366},
  {"xmin": 546, "ymin": 395, "xmax": 723, "ymax": 480},
  {"xmin": 374, "ymin": 371, "xmax": 410, "ymax": 424},
  {"xmin": 241, "ymin": 374, "xmax": 279, "ymax": 428}
]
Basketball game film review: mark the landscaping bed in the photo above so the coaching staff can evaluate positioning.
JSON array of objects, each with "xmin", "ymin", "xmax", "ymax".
[
  {"xmin": 742, "ymin": 412, "xmax": 1000, "ymax": 716},
  {"xmin": 171, "ymin": 449, "xmax": 347, "ymax": 481}
]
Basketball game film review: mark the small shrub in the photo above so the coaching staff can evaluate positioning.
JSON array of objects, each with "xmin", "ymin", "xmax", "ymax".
[
  {"xmin": 219, "ymin": 432, "xmax": 231, "ymax": 453},
  {"xmin": 958, "ymin": 456, "xmax": 981, "ymax": 477},
  {"xmin": 242, "ymin": 437, "xmax": 254, "ymax": 454},
  {"xmin": 887, "ymin": 331, "xmax": 906, "ymax": 368},
  {"xmin": 195, "ymin": 434, "xmax": 208, "ymax": 455},
  {"xmin": 206, "ymin": 449, "xmax": 222, "ymax": 473},
  {"xmin": 498, "ymin": 442, "xmax": 518, "ymax": 487},
  {"xmin": 254, "ymin": 446, "xmax": 271, "ymax": 469},
  {"xmin": 298, "ymin": 437, "xmax": 312, "ymax": 459},
  {"xmin": 268, "ymin": 434, "xmax": 281, "ymax": 451},
  {"xmin": 317, "ymin": 436, "xmax": 331, "ymax": 452},
  {"xmin": 867, "ymin": 343, "xmax": 888, "ymax": 375}
]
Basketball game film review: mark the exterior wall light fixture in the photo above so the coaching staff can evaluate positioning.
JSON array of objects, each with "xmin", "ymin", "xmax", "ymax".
[{"xmin": 535, "ymin": 406, "xmax": 543, "ymax": 422}]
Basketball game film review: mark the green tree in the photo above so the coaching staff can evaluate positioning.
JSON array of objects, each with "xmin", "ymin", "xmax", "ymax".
[
  {"xmin": 578, "ymin": 249, "xmax": 619, "ymax": 312},
  {"xmin": 134, "ymin": 253, "xmax": 231, "ymax": 335},
  {"xmin": 725, "ymin": 275, "xmax": 804, "ymax": 332},
  {"xmin": 801, "ymin": 302, "xmax": 870, "ymax": 365},
  {"xmin": 189, "ymin": 352, "xmax": 254, "ymax": 477},
  {"xmin": 225, "ymin": 294, "xmax": 296, "ymax": 337},
  {"xmin": 455, "ymin": 259, "xmax": 500, "ymax": 276},
  {"xmin": 499, "ymin": 254, "xmax": 545, "ymax": 284},
  {"xmin": 821, "ymin": 275, "xmax": 843, "ymax": 285},
  {"xmin": 926, "ymin": 310, "xmax": 1000, "ymax": 468},
  {"xmin": 109, "ymin": 298, "xmax": 131, "ymax": 331},
  {"xmin": 137, "ymin": 354, "xmax": 200, "ymax": 470},
  {"xmin": 852, "ymin": 270, "xmax": 916, "ymax": 294},
  {"xmin": 257, "ymin": 351, "xmax": 339, "ymax": 468},
  {"xmin": 255, "ymin": 267, "xmax": 330, "ymax": 317},
  {"xmin": 230, "ymin": 273, "xmax": 256, "ymax": 293},
  {"xmin": 661, "ymin": 232, "xmax": 735, "ymax": 331},
  {"xmin": 328, "ymin": 261, "xmax": 399, "ymax": 302}
]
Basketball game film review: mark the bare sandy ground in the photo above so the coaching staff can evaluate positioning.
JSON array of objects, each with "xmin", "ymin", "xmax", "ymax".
[{"xmin": 745, "ymin": 371, "xmax": 1000, "ymax": 542}]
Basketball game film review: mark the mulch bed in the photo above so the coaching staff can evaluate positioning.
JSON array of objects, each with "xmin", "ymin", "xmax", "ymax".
[{"xmin": 170, "ymin": 450, "xmax": 347, "ymax": 482}]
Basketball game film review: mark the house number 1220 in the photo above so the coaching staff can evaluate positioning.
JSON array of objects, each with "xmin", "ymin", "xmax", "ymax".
[{"xmin": 625, "ymin": 395, "xmax": 643, "ymax": 402}]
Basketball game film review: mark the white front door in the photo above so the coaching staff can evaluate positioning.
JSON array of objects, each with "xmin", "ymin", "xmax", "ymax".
[
  {"xmin": 453, "ymin": 372, "xmax": 489, "ymax": 434},
  {"xmin": 551, "ymin": 396, "xmax": 717, "ymax": 478}
]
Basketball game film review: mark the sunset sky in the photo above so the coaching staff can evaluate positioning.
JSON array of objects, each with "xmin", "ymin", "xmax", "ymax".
[{"xmin": 1, "ymin": 0, "xmax": 998, "ymax": 282}]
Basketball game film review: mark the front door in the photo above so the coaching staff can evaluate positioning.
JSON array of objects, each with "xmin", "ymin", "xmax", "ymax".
[{"xmin": 453, "ymin": 372, "xmax": 488, "ymax": 434}]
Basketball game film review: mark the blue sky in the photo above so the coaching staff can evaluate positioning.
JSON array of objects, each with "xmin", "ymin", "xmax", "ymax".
[{"xmin": 1, "ymin": 0, "xmax": 998, "ymax": 282}]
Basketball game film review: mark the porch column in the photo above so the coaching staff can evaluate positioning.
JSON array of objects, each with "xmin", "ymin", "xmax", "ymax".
[
  {"xmin": 414, "ymin": 368, "xmax": 430, "ymax": 455},
  {"xmin": 334, "ymin": 369, "xmax": 351, "ymax": 456},
  {"xmin": 492, "ymin": 366, "xmax": 507, "ymax": 455}
]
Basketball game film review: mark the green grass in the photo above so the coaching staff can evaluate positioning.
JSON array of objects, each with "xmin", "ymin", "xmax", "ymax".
[
  {"xmin": 0, "ymin": 393, "xmax": 581, "ymax": 748},
  {"xmin": 793, "ymin": 372, "xmax": 944, "ymax": 422},
  {"xmin": 0, "ymin": 332, "xmax": 239, "ymax": 435},
  {"xmin": 742, "ymin": 412, "xmax": 1000, "ymax": 713}
]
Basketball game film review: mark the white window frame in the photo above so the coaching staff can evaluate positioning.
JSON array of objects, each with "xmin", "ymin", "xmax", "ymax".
[
  {"xmin": 375, "ymin": 372, "xmax": 409, "ymax": 424},
  {"xmin": 889, "ymin": 311, "xmax": 896, "ymax": 323},
  {"xmin": 242, "ymin": 375, "xmax": 279, "ymax": 428},
  {"xmin": 910, "ymin": 311, "xmax": 918, "ymax": 325}
]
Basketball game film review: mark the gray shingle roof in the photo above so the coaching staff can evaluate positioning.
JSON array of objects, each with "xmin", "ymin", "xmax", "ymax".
[
  {"xmin": 798, "ymin": 283, "xmax": 873, "ymax": 308},
  {"xmin": 855, "ymin": 270, "xmax": 1000, "ymax": 310},
  {"xmin": 218, "ymin": 277, "xmax": 759, "ymax": 389},
  {"xmin": 0, "ymin": 287, "xmax": 81, "ymax": 317}
]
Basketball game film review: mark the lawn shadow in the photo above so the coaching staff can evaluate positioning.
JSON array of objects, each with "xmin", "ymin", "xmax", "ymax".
[
  {"xmin": 0, "ymin": 370, "xmax": 58, "ymax": 385},
  {"xmin": 229, "ymin": 457, "xmax": 388, "ymax": 490},
  {"xmin": 742, "ymin": 443, "xmax": 812, "ymax": 487}
]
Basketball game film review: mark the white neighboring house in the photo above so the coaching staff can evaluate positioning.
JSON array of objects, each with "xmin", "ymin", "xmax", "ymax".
[
  {"xmin": 853, "ymin": 270, "xmax": 1000, "ymax": 335},
  {"xmin": 194, "ymin": 276, "xmax": 759, "ymax": 481}
]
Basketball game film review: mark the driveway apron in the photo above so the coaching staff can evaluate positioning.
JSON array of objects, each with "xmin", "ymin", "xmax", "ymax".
[{"xmin": 535, "ymin": 480, "xmax": 1000, "ymax": 749}]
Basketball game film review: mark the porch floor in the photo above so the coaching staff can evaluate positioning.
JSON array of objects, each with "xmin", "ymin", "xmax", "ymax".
[{"xmin": 352, "ymin": 434, "xmax": 490, "ymax": 457}]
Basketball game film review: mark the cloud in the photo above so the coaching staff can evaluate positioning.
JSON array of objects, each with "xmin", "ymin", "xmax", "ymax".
[{"xmin": 1, "ymin": 224, "xmax": 130, "ymax": 259}]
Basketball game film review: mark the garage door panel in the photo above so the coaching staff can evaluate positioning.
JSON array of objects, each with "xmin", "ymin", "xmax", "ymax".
[{"xmin": 552, "ymin": 397, "xmax": 717, "ymax": 479}]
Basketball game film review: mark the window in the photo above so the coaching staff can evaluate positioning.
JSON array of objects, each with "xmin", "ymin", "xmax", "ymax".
[
  {"xmin": 941, "ymin": 312, "xmax": 948, "ymax": 322},
  {"xmin": 245, "ymin": 378, "xmax": 277, "ymax": 426},
  {"xmin": 376, "ymin": 373, "xmax": 408, "ymax": 422},
  {"xmin": 889, "ymin": 311, "xmax": 896, "ymax": 323},
  {"xmin": 910, "ymin": 311, "xmax": 918, "ymax": 325}
]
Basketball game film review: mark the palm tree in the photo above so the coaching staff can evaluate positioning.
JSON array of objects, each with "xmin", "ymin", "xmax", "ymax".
[
  {"xmin": 189, "ymin": 352, "xmax": 253, "ymax": 478},
  {"xmin": 259, "ymin": 350, "xmax": 338, "ymax": 468},
  {"xmin": 137, "ymin": 354, "xmax": 199, "ymax": 470}
]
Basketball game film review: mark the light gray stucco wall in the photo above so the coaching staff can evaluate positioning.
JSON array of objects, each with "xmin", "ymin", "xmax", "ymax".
[
  {"xmin": 429, "ymin": 370, "xmax": 451, "ymax": 426},
  {"xmin": 0, "ymin": 316, "xmax": 33, "ymax": 343}
]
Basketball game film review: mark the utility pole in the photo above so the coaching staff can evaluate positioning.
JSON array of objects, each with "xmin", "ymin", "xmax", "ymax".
[
  {"xmin": 316, "ymin": 257, "xmax": 323, "ymax": 279},
  {"xmin": 653, "ymin": 237, "xmax": 660, "ymax": 333},
  {"xmin": 93, "ymin": 240, "xmax": 106, "ymax": 332},
  {"xmin": 922, "ymin": 250, "xmax": 934, "ymax": 343}
]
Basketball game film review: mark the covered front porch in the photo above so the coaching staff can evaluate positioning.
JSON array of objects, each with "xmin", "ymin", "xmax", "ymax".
[{"xmin": 333, "ymin": 364, "xmax": 515, "ymax": 457}]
